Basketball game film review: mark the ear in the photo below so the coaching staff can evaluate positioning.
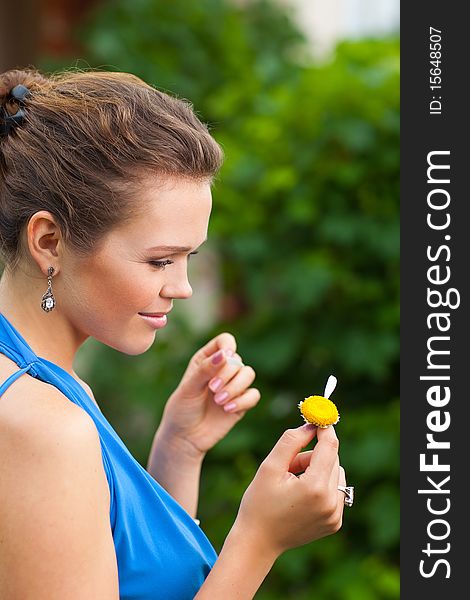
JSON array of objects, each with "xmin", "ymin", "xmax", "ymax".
[{"xmin": 26, "ymin": 211, "xmax": 64, "ymax": 276}]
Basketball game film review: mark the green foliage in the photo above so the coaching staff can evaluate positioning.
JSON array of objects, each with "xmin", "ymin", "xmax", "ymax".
[{"xmin": 45, "ymin": 1, "xmax": 399, "ymax": 597}]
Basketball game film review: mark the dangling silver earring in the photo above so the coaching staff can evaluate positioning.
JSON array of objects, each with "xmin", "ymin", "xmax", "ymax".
[{"xmin": 41, "ymin": 267, "xmax": 56, "ymax": 312}]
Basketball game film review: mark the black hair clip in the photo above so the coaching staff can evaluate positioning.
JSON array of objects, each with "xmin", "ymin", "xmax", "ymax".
[{"xmin": 0, "ymin": 84, "xmax": 31, "ymax": 137}]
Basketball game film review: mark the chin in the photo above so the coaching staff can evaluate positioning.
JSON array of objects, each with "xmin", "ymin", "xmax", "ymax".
[
  {"xmin": 121, "ymin": 339, "xmax": 157, "ymax": 356},
  {"xmin": 100, "ymin": 331, "xmax": 157, "ymax": 356}
]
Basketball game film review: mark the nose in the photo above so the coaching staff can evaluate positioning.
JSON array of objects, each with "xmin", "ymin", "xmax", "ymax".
[{"xmin": 160, "ymin": 264, "xmax": 193, "ymax": 300}]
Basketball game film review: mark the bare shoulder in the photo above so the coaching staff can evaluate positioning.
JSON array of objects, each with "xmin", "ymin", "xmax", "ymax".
[
  {"xmin": 0, "ymin": 352, "xmax": 96, "ymax": 416},
  {"xmin": 0, "ymin": 365, "xmax": 104, "ymax": 471},
  {"xmin": 0, "ymin": 354, "xmax": 119, "ymax": 599}
]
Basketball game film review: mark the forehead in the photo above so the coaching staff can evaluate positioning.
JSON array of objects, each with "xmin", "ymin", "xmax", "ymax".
[{"xmin": 112, "ymin": 176, "xmax": 212, "ymax": 248}]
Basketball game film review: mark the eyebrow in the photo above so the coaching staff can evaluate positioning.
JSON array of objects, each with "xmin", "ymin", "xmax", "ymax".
[{"xmin": 146, "ymin": 239, "xmax": 207, "ymax": 253}]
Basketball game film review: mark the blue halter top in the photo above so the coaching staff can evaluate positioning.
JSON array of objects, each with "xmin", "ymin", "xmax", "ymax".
[{"xmin": 0, "ymin": 312, "xmax": 217, "ymax": 599}]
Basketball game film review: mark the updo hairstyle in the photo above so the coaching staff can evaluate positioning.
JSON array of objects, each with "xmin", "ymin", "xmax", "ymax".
[{"xmin": 0, "ymin": 68, "xmax": 223, "ymax": 271}]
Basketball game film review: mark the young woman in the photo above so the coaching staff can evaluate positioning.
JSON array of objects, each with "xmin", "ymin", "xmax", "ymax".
[{"xmin": 0, "ymin": 68, "xmax": 349, "ymax": 599}]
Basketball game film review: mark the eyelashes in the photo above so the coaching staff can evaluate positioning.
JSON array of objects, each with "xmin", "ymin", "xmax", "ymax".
[
  {"xmin": 149, "ymin": 259, "xmax": 173, "ymax": 269},
  {"xmin": 149, "ymin": 251, "xmax": 199, "ymax": 270}
]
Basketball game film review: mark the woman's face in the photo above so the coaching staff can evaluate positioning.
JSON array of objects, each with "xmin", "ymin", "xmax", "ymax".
[{"xmin": 59, "ymin": 176, "xmax": 212, "ymax": 354}]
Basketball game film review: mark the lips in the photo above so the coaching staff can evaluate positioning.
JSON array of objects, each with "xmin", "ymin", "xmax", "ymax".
[
  {"xmin": 139, "ymin": 312, "xmax": 169, "ymax": 330},
  {"xmin": 138, "ymin": 310, "xmax": 171, "ymax": 317}
]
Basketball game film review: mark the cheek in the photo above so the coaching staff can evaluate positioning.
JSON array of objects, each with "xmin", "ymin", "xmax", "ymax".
[
  {"xmin": 92, "ymin": 266, "xmax": 157, "ymax": 313},
  {"xmin": 62, "ymin": 247, "xmax": 164, "ymax": 320}
]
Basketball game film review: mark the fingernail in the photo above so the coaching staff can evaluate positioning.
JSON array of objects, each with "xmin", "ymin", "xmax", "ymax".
[
  {"xmin": 209, "ymin": 377, "xmax": 223, "ymax": 392},
  {"xmin": 301, "ymin": 423, "xmax": 316, "ymax": 431},
  {"xmin": 214, "ymin": 390, "xmax": 229, "ymax": 404},
  {"xmin": 226, "ymin": 349, "xmax": 234, "ymax": 357},
  {"xmin": 224, "ymin": 402, "xmax": 237, "ymax": 412},
  {"xmin": 211, "ymin": 350, "xmax": 225, "ymax": 365}
]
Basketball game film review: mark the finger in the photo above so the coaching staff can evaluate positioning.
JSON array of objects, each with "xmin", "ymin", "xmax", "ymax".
[
  {"xmin": 198, "ymin": 347, "xmax": 239, "ymax": 381},
  {"xmin": 226, "ymin": 355, "xmax": 244, "ymax": 367},
  {"xmin": 212, "ymin": 365, "xmax": 256, "ymax": 406},
  {"xmin": 219, "ymin": 387, "xmax": 261, "ymax": 414},
  {"xmin": 214, "ymin": 350, "xmax": 243, "ymax": 366},
  {"xmin": 334, "ymin": 465, "xmax": 347, "ymax": 519},
  {"xmin": 338, "ymin": 465, "xmax": 346, "ymax": 487},
  {"xmin": 199, "ymin": 332, "xmax": 237, "ymax": 359},
  {"xmin": 206, "ymin": 355, "xmax": 245, "ymax": 395},
  {"xmin": 264, "ymin": 424, "xmax": 318, "ymax": 473},
  {"xmin": 209, "ymin": 351, "xmax": 244, "ymax": 374},
  {"xmin": 327, "ymin": 455, "xmax": 341, "ymax": 495},
  {"xmin": 304, "ymin": 426, "xmax": 339, "ymax": 485},
  {"xmin": 179, "ymin": 347, "xmax": 236, "ymax": 395},
  {"xmin": 334, "ymin": 465, "xmax": 347, "ymax": 502},
  {"xmin": 288, "ymin": 450, "xmax": 314, "ymax": 474}
]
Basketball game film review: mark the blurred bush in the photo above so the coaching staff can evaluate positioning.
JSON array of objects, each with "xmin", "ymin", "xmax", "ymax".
[{"xmin": 45, "ymin": 0, "xmax": 399, "ymax": 597}]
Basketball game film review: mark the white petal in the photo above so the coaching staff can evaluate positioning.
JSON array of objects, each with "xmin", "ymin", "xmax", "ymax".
[{"xmin": 323, "ymin": 375, "xmax": 337, "ymax": 399}]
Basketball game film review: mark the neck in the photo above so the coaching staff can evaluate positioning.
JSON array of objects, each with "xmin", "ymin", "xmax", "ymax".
[{"xmin": 0, "ymin": 267, "xmax": 87, "ymax": 377}]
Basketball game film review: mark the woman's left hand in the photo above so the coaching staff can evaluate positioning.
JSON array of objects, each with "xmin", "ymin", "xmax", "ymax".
[{"xmin": 157, "ymin": 333, "xmax": 260, "ymax": 458}]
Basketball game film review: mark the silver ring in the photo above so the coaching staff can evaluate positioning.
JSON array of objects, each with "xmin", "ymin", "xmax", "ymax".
[{"xmin": 337, "ymin": 485, "xmax": 354, "ymax": 507}]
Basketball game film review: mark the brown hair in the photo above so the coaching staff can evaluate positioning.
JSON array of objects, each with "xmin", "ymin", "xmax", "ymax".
[{"xmin": 0, "ymin": 68, "xmax": 223, "ymax": 271}]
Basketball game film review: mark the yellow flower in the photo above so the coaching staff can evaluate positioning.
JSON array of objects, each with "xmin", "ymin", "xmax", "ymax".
[{"xmin": 298, "ymin": 395, "xmax": 340, "ymax": 428}]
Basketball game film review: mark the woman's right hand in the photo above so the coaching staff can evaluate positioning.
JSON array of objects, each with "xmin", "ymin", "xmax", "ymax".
[{"xmin": 234, "ymin": 423, "xmax": 346, "ymax": 558}]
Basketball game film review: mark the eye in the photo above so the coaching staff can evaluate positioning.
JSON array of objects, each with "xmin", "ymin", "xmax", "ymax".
[
  {"xmin": 149, "ymin": 251, "xmax": 199, "ymax": 270},
  {"xmin": 149, "ymin": 259, "xmax": 174, "ymax": 270}
]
